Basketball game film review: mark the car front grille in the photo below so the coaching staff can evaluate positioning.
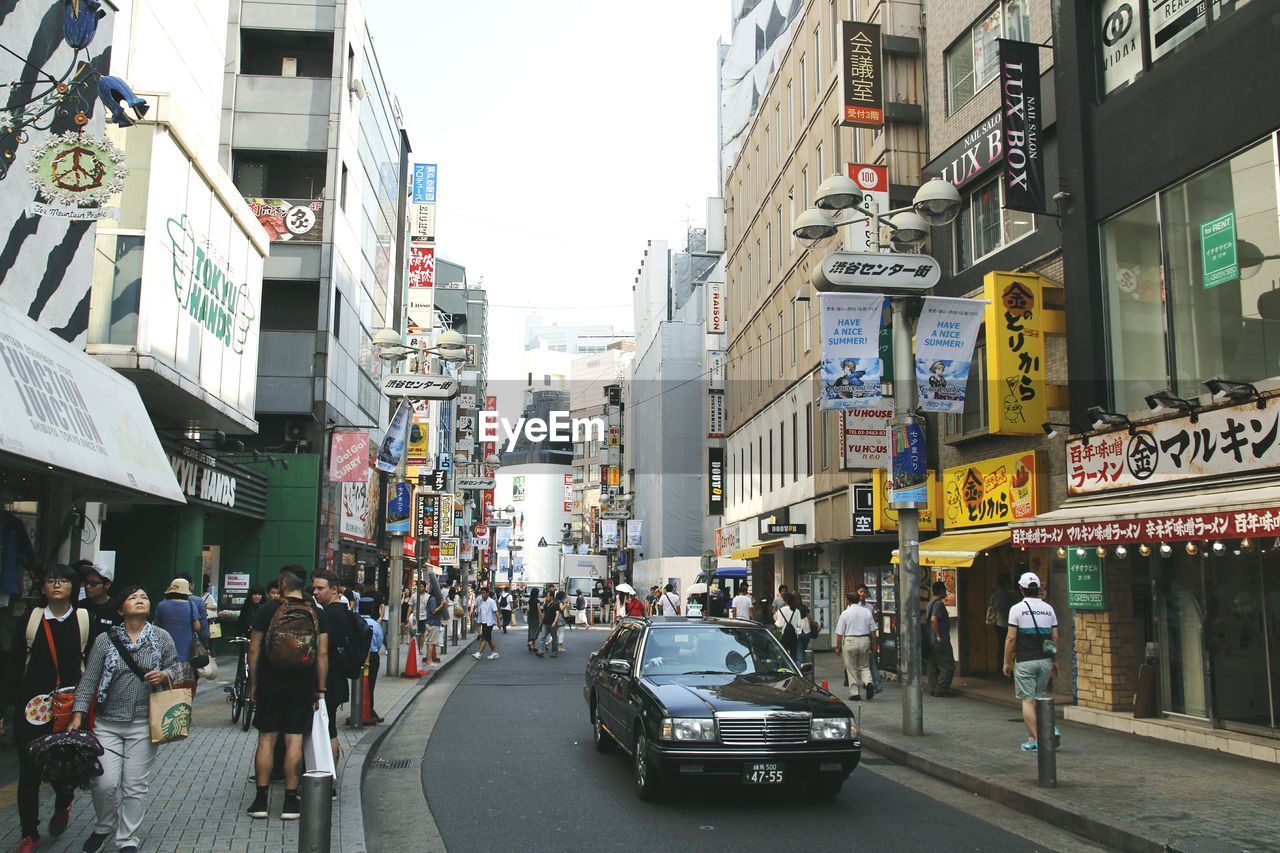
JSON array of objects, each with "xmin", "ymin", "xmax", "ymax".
[{"xmin": 716, "ymin": 713, "xmax": 811, "ymax": 745}]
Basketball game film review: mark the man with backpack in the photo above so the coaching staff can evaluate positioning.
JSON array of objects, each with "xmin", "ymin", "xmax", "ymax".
[
  {"xmin": 247, "ymin": 567, "xmax": 328, "ymax": 821},
  {"xmin": 497, "ymin": 588, "xmax": 514, "ymax": 633},
  {"xmin": 312, "ymin": 571, "xmax": 354, "ymax": 766}
]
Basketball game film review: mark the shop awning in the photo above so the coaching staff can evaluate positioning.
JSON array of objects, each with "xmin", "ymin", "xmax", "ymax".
[
  {"xmin": 1010, "ymin": 484, "xmax": 1280, "ymax": 548},
  {"xmin": 0, "ymin": 300, "xmax": 185, "ymax": 504},
  {"xmin": 730, "ymin": 540, "xmax": 784, "ymax": 560},
  {"xmin": 892, "ymin": 528, "xmax": 1011, "ymax": 568}
]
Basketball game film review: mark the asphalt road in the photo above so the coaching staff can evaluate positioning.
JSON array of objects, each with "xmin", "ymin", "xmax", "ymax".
[{"xmin": 419, "ymin": 625, "xmax": 1093, "ymax": 853}]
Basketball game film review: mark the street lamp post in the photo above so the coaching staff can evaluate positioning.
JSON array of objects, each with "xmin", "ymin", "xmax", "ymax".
[
  {"xmin": 793, "ymin": 176, "xmax": 961, "ymax": 737},
  {"xmin": 373, "ymin": 326, "xmax": 467, "ymax": 677}
]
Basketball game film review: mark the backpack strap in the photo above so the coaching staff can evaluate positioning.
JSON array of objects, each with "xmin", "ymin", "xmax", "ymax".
[
  {"xmin": 23, "ymin": 609, "xmax": 42, "ymax": 671},
  {"xmin": 76, "ymin": 609, "xmax": 91, "ymax": 658}
]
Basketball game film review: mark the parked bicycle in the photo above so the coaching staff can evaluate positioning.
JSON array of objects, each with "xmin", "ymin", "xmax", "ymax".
[{"xmin": 225, "ymin": 636, "xmax": 253, "ymax": 731}]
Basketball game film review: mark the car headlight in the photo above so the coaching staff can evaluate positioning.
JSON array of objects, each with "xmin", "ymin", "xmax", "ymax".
[
  {"xmin": 810, "ymin": 717, "xmax": 853, "ymax": 740},
  {"xmin": 660, "ymin": 717, "xmax": 716, "ymax": 741}
]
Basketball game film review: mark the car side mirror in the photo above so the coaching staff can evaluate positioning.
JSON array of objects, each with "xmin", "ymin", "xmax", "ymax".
[
  {"xmin": 606, "ymin": 659, "xmax": 631, "ymax": 676},
  {"xmin": 801, "ymin": 661, "xmax": 815, "ymax": 679}
]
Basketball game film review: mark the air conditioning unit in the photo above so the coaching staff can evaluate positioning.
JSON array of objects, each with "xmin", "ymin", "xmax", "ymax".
[
  {"xmin": 348, "ymin": 77, "xmax": 366, "ymax": 100},
  {"xmin": 281, "ymin": 57, "xmax": 298, "ymax": 77},
  {"xmin": 284, "ymin": 421, "xmax": 308, "ymax": 443}
]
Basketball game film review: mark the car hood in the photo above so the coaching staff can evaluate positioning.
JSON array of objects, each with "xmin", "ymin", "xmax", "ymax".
[{"xmin": 641, "ymin": 674, "xmax": 851, "ymax": 717}]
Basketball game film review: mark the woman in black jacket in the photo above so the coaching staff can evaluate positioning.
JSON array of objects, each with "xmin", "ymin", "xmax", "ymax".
[
  {"xmin": 525, "ymin": 587, "xmax": 542, "ymax": 653},
  {"xmin": 235, "ymin": 585, "xmax": 265, "ymax": 638},
  {"xmin": 3, "ymin": 564, "xmax": 95, "ymax": 852}
]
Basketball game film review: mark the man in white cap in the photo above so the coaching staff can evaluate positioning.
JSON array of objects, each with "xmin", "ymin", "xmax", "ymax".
[
  {"xmin": 75, "ymin": 559, "xmax": 117, "ymax": 633},
  {"xmin": 1002, "ymin": 571, "xmax": 1060, "ymax": 752}
]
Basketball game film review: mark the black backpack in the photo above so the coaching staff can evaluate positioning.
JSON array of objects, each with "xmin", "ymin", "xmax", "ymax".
[
  {"xmin": 340, "ymin": 610, "xmax": 373, "ymax": 679},
  {"xmin": 781, "ymin": 609, "xmax": 799, "ymax": 648}
]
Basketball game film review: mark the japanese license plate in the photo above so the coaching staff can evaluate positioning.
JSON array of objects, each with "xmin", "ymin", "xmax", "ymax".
[{"xmin": 742, "ymin": 762, "xmax": 784, "ymax": 784}]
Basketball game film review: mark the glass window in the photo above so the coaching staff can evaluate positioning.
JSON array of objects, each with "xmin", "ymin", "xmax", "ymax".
[
  {"xmin": 946, "ymin": 4, "xmax": 1026, "ymax": 114},
  {"xmin": 1102, "ymin": 136, "xmax": 1280, "ymax": 412},
  {"xmin": 806, "ymin": 402, "xmax": 813, "ymax": 476},
  {"xmin": 945, "ymin": 341, "xmax": 989, "ymax": 436},
  {"xmin": 953, "ymin": 177, "xmax": 1035, "ymax": 271}
]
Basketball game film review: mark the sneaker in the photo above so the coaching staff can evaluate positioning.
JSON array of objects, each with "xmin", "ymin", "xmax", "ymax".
[
  {"xmin": 864, "ymin": 683, "xmax": 875, "ymax": 701},
  {"xmin": 281, "ymin": 791, "xmax": 301, "ymax": 820},
  {"xmin": 82, "ymin": 832, "xmax": 110, "ymax": 853},
  {"xmin": 488, "ymin": 652, "xmax": 499, "ymax": 659},
  {"xmin": 49, "ymin": 801, "xmax": 72, "ymax": 837},
  {"xmin": 118, "ymin": 847, "xmax": 138, "ymax": 853},
  {"xmin": 18, "ymin": 837, "xmax": 39, "ymax": 853},
  {"xmin": 246, "ymin": 789, "xmax": 270, "ymax": 819},
  {"xmin": 1054, "ymin": 726, "xmax": 1062, "ymax": 749},
  {"xmin": 471, "ymin": 652, "xmax": 482, "ymax": 659},
  {"xmin": 1020, "ymin": 739, "xmax": 1038, "ymax": 752}
]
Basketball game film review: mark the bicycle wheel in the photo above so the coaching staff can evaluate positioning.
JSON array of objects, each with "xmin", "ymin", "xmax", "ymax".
[
  {"xmin": 231, "ymin": 690, "xmax": 243, "ymax": 723},
  {"xmin": 242, "ymin": 699, "xmax": 254, "ymax": 732}
]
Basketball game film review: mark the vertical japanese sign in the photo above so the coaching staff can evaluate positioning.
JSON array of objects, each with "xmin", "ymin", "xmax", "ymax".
[
  {"xmin": 600, "ymin": 519, "xmax": 619, "ymax": 549},
  {"xmin": 706, "ymin": 279, "xmax": 725, "ymax": 334},
  {"xmin": 708, "ymin": 351, "xmax": 726, "ymax": 389},
  {"xmin": 406, "ymin": 245, "xmax": 435, "ymax": 333},
  {"xmin": 439, "ymin": 537, "xmax": 460, "ymax": 567},
  {"xmin": 386, "ymin": 482, "xmax": 411, "ymax": 535},
  {"xmin": 846, "ymin": 164, "xmax": 889, "ymax": 251},
  {"xmin": 889, "ymin": 422, "xmax": 928, "ymax": 506},
  {"xmin": 1200, "ymin": 211, "xmax": 1238, "ymax": 289},
  {"xmin": 942, "ymin": 451, "xmax": 1040, "ymax": 529},
  {"xmin": 375, "ymin": 402, "xmax": 411, "ymax": 473},
  {"xmin": 708, "ymin": 447, "xmax": 725, "ymax": 515},
  {"xmin": 915, "ymin": 297, "xmax": 984, "ymax": 414},
  {"xmin": 412, "ymin": 163, "xmax": 438, "ymax": 203},
  {"xmin": 340, "ymin": 481, "xmax": 371, "ymax": 541},
  {"xmin": 839, "ymin": 21, "xmax": 884, "ymax": 129},
  {"xmin": 707, "ymin": 389, "xmax": 726, "ymax": 438},
  {"xmin": 819, "ymin": 292, "xmax": 884, "ymax": 410},
  {"xmin": 626, "ymin": 520, "xmax": 643, "ymax": 548},
  {"xmin": 984, "ymin": 272, "xmax": 1046, "ymax": 435},
  {"xmin": 563, "ymin": 473, "xmax": 573, "ymax": 512},
  {"xmin": 998, "ymin": 39, "xmax": 1046, "ymax": 214},
  {"xmin": 1066, "ymin": 550, "xmax": 1106, "ymax": 611}
]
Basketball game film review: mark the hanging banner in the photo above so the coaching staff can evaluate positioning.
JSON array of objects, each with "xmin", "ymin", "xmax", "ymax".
[
  {"xmin": 984, "ymin": 272, "xmax": 1047, "ymax": 435},
  {"xmin": 707, "ymin": 389, "xmax": 726, "ymax": 438},
  {"xmin": 838, "ymin": 20, "xmax": 884, "ymax": 129},
  {"xmin": 708, "ymin": 447, "xmax": 725, "ymax": 515},
  {"xmin": 998, "ymin": 39, "xmax": 1046, "ymax": 214},
  {"xmin": 708, "ymin": 351, "xmax": 726, "ymax": 389},
  {"xmin": 889, "ymin": 422, "xmax": 928, "ymax": 505},
  {"xmin": 339, "ymin": 481, "xmax": 372, "ymax": 542},
  {"xmin": 406, "ymin": 245, "xmax": 435, "ymax": 333},
  {"xmin": 386, "ymin": 482, "xmax": 411, "ymax": 535},
  {"xmin": 600, "ymin": 519, "xmax": 620, "ymax": 549},
  {"xmin": 375, "ymin": 402, "xmax": 411, "ymax": 473},
  {"xmin": 626, "ymin": 520, "xmax": 643, "ymax": 549},
  {"xmin": 872, "ymin": 468, "xmax": 940, "ymax": 532},
  {"xmin": 915, "ymin": 296, "xmax": 985, "ymax": 414},
  {"xmin": 841, "ymin": 407, "xmax": 893, "ymax": 470},
  {"xmin": 942, "ymin": 451, "xmax": 1041, "ymax": 529},
  {"xmin": 845, "ymin": 163, "xmax": 890, "ymax": 252},
  {"xmin": 329, "ymin": 430, "xmax": 369, "ymax": 482},
  {"xmin": 819, "ymin": 292, "xmax": 884, "ymax": 410},
  {"xmin": 406, "ymin": 417, "xmax": 430, "ymax": 465}
]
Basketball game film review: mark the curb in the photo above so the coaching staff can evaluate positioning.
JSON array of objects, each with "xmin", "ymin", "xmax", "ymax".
[
  {"xmin": 337, "ymin": 636, "xmax": 478, "ymax": 853},
  {"xmin": 858, "ymin": 731, "xmax": 1164, "ymax": 853}
]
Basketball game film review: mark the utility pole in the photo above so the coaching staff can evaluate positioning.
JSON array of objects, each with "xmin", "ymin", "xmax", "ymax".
[{"xmin": 891, "ymin": 297, "xmax": 924, "ymax": 736}]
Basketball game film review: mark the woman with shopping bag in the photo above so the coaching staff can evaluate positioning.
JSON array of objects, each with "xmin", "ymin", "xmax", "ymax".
[
  {"xmin": 3, "ymin": 564, "xmax": 94, "ymax": 853},
  {"xmin": 70, "ymin": 584, "xmax": 184, "ymax": 853}
]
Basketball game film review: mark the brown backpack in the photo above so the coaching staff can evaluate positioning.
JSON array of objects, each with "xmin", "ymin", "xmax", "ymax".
[{"xmin": 264, "ymin": 598, "xmax": 320, "ymax": 669}]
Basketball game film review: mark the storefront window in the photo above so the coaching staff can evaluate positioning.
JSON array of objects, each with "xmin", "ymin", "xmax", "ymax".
[
  {"xmin": 1155, "ymin": 552, "xmax": 1210, "ymax": 719},
  {"xmin": 1101, "ymin": 136, "xmax": 1280, "ymax": 413},
  {"xmin": 1206, "ymin": 548, "xmax": 1279, "ymax": 730}
]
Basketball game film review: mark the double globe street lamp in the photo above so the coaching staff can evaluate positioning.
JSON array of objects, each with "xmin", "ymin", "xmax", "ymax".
[{"xmin": 792, "ymin": 175, "xmax": 961, "ymax": 737}]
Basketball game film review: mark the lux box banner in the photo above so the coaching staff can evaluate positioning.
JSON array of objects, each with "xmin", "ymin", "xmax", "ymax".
[
  {"xmin": 1066, "ymin": 399, "xmax": 1280, "ymax": 494},
  {"xmin": 1012, "ymin": 507, "xmax": 1280, "ymax": 548}
]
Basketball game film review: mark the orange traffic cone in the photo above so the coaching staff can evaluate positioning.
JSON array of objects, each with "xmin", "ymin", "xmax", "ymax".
[
  {"xmin": 402, "ymin": 637, "xmax": 425, "ymax": 678},
  {"xmin": 821, "ymin": 679, "xmax": 829, "ymax": 691}
]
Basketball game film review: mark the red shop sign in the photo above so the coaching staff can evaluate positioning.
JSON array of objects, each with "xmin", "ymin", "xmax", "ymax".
[{"xmin": 1012, "ymin": 506, "xmax": 1280, "ymax": 548}]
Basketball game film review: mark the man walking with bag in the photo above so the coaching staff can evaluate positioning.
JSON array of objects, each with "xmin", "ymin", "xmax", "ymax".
[
  {"xmin": 497, "ymin": 588, "xmax": 514, "ymax": 634},
  {"xmin": 246, "ymin": 567, "xmax": 328, "ymax": 821},
  {"xmin": 471, "ymin": 588, "xmax": 500, "ymax": 660},
  {"xmin": 1003, "ymin": 571, "xmax": 1060, "ymax": 751},
  {"xmin": 835, "ymin": 592, "xmax": 877, "ymax": 701}
]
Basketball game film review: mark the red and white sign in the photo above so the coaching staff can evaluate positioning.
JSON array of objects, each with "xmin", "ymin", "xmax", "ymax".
[
  {"xmin": 329, "ymin": 431, "xmax": 368, "ymax": 482},
  {"xmin": 1066, "ymin": 399, "xmax": 1280, "ymax": 495},
  {"xmin": 706, "ymin": 279, "xmax": 725, "ymax": 335},
  {"xmin": 841, "ymin": 407, "xmax": 892, "ymax": 470},
  {"xmin": 407, "ymin": 245, "xmax": 435, "ymax": 288},
  {"xmin": 1013, "ymin": 507, "xmax": 1280, "ymax": 548},
  {"xmin": 564, "ymin": 473, "xmax": 574, "ymax": 512},
  {"xmin": 474, "ymin": 523, "xmax": 489, "ymax": 538},
  {"xmin": 845, "ymin": 163, "xmax": 890, "ymax": 252},
  {"xmin": 340, "ymin": 481, "xmax": 372, "ymax": 542}
]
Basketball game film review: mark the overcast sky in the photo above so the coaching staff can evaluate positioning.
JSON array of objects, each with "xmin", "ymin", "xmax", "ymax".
[{"xmin": 365, "ymin": 1, "xmax": 732, "ymax": 397}]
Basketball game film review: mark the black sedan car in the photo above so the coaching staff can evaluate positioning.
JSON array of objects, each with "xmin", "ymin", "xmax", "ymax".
[{"xmin": 584, "ymin": 616, "xmax": 860, "ymax": 801}]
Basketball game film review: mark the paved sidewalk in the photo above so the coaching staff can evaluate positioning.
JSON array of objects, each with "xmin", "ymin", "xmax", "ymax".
[
  {"xmin": 815, "ymin": 652, "xmax": 1279, "ymax": 853},
  {"xmin": 0, "ymin": 630, "xmax": 476, "ymax": 853}
]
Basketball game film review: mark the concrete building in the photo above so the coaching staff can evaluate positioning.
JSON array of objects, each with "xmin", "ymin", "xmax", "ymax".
[
  {"xmin": 568, "ymin": 343, "xmax": 634, "ymax": 549},
  {"xmin": 219, "ymin": 0, "xmax": 411, "ymax": 576},
  {"xmin": 719, "ymin": 0, "xmax": 928, "ymax": 645},
  {"xmin": 524, "ymin": 315, "xmax": 618, "ymax": 355}
]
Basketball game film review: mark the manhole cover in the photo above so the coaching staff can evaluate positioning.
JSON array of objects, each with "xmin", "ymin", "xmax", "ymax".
[{"xmin": 370, "ymin": 758, "xmax": 412, "ymax": 769}]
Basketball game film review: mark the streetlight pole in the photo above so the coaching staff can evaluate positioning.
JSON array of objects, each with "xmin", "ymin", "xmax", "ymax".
[{"xmin": 792, "ymin": 175, "xmax": 961, "ymax": 738}]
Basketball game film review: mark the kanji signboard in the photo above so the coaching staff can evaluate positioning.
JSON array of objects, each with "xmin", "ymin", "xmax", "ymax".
[
  {"xmin": 942, "ymin": 451, "xmax": 1040, "ymax": 529},
  {"xmin": 872, "ymin": 467, "xmax": 939, "ymax": 532},
  {"xmin": 1066, "ymin": 400, "xmax": 1280, "ymax": 495},
  {"xmin": 1066, "ymin": 550, "xmax": 1106, "ymax": 611},
  {"xmin": 1013, "ymin": 507, "xmax": 1280, "ymax": 548},
  {"xmin": 814, "ymin": 252, "xmax": 941, "ymax": 291},
  {"xmin": 838, "ymin": 21, "xmax": 883, "ymax": 129},
  {"xmin": 984, "ymin": 272, "xmax": 1047, "ymax": 435}
]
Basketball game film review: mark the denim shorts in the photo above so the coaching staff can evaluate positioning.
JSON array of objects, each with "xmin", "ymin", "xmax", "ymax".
[{"xmin": 1013, "ymin": 658, "xmax": 1053, "ymax": 700}]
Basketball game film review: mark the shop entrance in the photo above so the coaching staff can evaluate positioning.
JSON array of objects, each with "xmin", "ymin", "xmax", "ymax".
[{"xmin": 1206, "ymin": 549, "xmax": 1280, "ymax": 732}]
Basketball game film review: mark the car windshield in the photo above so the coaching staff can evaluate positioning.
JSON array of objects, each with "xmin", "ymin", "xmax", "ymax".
[{"xmin": 639, "ymin": 626, "xmax": 796, "ymax": 676}]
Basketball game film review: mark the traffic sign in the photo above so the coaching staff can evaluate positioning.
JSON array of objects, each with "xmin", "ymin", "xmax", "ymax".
[
  {"xmin": 381, "ymin": 374, "xmax": 460, "ymax": 399},
  {"xmin": 473, "ymin": 523, "xmax": 489, "ymax": 538},
  {"xmin": 811, "ymin": 251, "xmax": 941, "ymax": 293}
]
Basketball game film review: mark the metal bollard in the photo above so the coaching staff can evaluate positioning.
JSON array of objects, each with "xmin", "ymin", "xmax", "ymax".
[
  {"xmin": 1036, "ymin": 697, "xmax": 1056, "ymax": 788},
  {"xmin": 347, "ymin": 669, "xmax": 362, "ymax": 727},
  {"xmin": 298, "ymin": 770, "xmax": 333, "ymax": 852}
]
